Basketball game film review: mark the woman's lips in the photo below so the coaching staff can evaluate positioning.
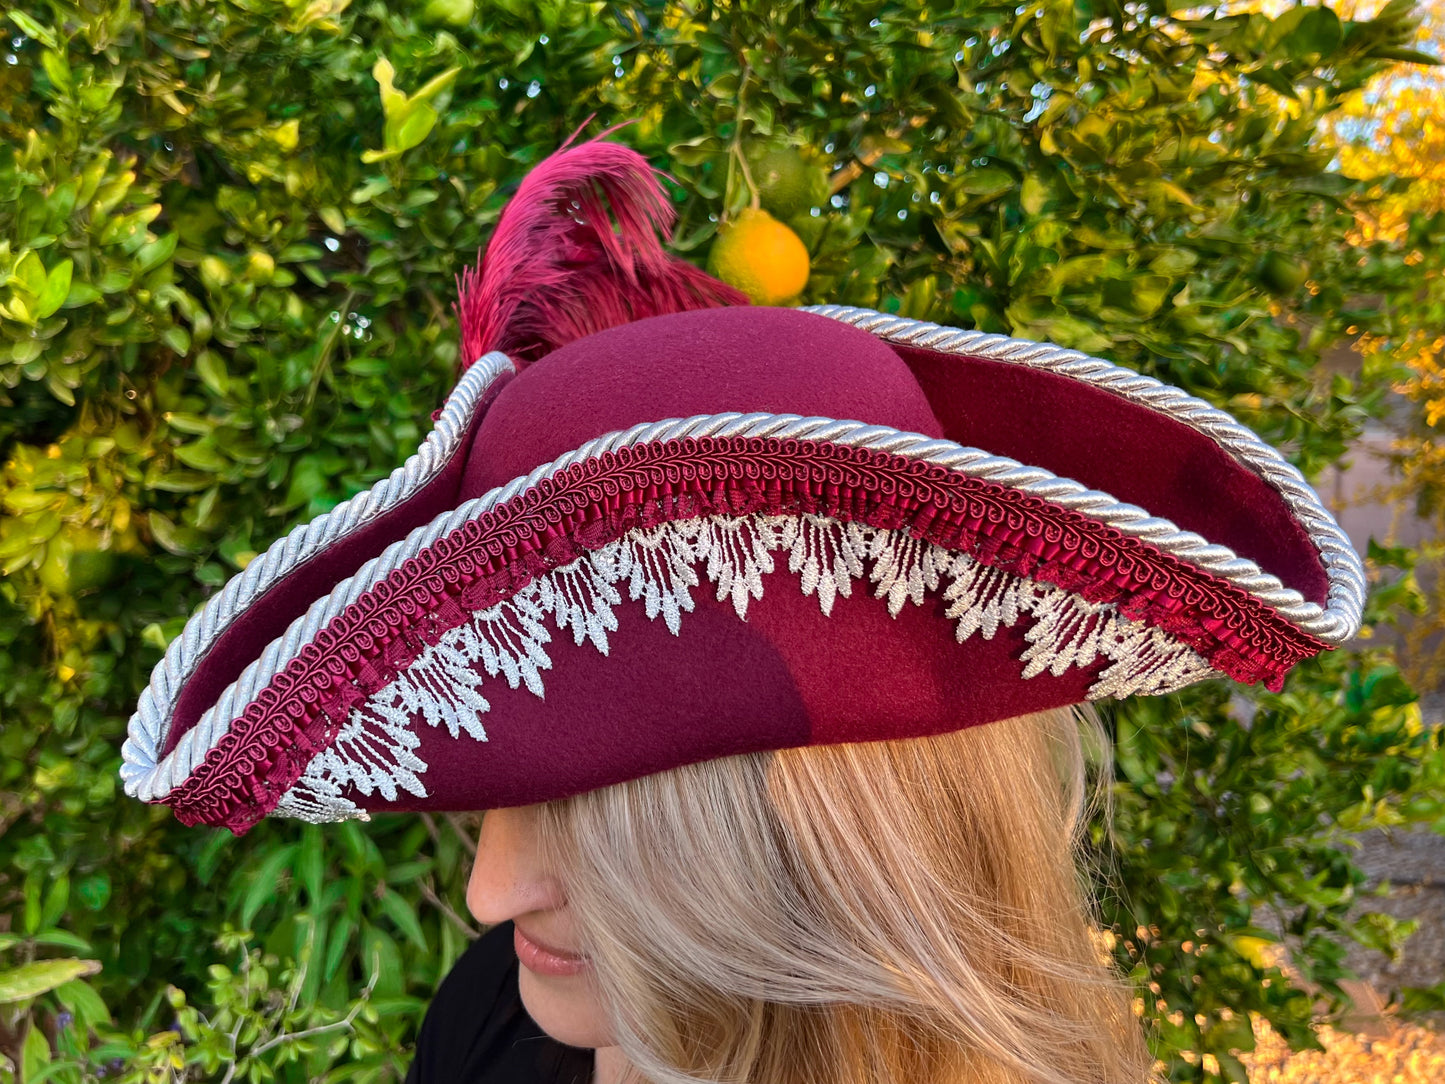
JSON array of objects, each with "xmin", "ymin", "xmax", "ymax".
[{"xmin": 513, "ymin": 923, "xmax": 591, "ymax": 977}]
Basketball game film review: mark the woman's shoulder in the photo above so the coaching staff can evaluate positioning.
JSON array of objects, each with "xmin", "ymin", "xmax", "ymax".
[{"xmin": 406, "ymin": 921, "xmax": 593, "ymax": 1084}]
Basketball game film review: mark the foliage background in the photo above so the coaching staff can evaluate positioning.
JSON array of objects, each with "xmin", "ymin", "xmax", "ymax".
[
  {"xmin": 1320, "ymin": 0, "xmax": 1445, "ymax": 689},
  {"xmin": 1, "ymin": 0, "xmax": 1443, "ymax": 1081}
]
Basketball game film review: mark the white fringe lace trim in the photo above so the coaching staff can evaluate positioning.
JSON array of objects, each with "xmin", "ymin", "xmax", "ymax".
[{"xmin": 274, "ymin": 514, "xmax": 1212, "ymax": 822}]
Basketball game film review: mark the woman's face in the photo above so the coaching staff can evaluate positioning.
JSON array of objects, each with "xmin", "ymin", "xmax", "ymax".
[{"xmin": 466, "ymin": 804, "xmax": 614, "ymax": 1049}]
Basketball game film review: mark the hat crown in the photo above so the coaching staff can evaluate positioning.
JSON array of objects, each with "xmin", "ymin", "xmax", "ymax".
[{"xmin": 461, "ymin": 305, "xmax": 944, "ymax": 498}]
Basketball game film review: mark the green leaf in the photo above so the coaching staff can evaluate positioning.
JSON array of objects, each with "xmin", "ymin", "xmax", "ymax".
[
  {"xmin": 299, "ymin": 826, "xmax": 324, "ymax": 907},
  {"xmin": 11, "ymin": 251, "xmax": 48, "ymax": 297},
  {"xmin": 54, "ymin": 978, "xmax": 112, "ymax": 1029},
  {"xmin": 704, "ymin": 72, "xmax": 739, "ymax": 99},
  {"xmin": 409, "ymin": 64, "xmax": 462, "ymax": 106},
  {"xmin": 1148, "ymin": 249, "xmax": 1198, "ymax": 276},
  {"xmin": 324, "ymin": 915, "xmax": 356, "ymax": 983},
  {"xmin": 146, "ymin": 511, "xmax": 204, "ymax": 556},
  {"xmin": 24, "ymin": 873, "xmax": 43, "ymax": 935},
  {"xmin": 172, "ymin": 439, "xmax": 226, "ymax": 472},
  {"xmin": 669, "ymin": 134, "xmax": 724, "ymax": 167},
  {"xmin": 35, "ymin": 259, "xmax": 73, "ymax": 319},
  {"xmin": 383, "ymin": 859, "xmax": 433, "ymax": 884},
  {"xmin": 7, "ymin": 10, "xmax": 58, "ymax": 48},
  {"xmin": 136, "ymin": 232, "xmax": 179, "ymax": 274},
  {"xmin": 0, "ymin": 959, "xmax": 102, "ymax": 1005},
  {"xmin": 364, "ymin": 56, "xmax": 458, "ymax": 161},
  {"xmin": 390, "ymin": 104, "xmax": 440, "ymax": 155},
  {"xmin": 40, "ymin": 874, "xmax": 69, "ymax": 931},
  {"xmin": 75, "ymin": 873, "xmax": 111, "ymax": 912},
  {"xmin": 164, "ymin": 412, "xmax": 214, "ymax": 436},
  {"xmin": 1368, "ymin": 47, "xmax": 1444, "ymax": 65},
  {"xmin": 4, "ymin": 294, "xmax": 34, "ymax": 324},
  {"xmin": 1282, "ymin": 7, "xmax": 1341, "ymax": 60},
  {"xmin": 195, "ymin": 350, "xmax": 230, "ymax": 396},
  {"xmin": 40, "ymin": 48, "xmax": 72, "ymax": 91},
  {"xmin": 144, "ymin": 469, "xmax": 214, "ymax": 494},
  {"xmin": 194, "ymin": 830, "xmax": 232, "ymax": 886},
  {"xmin": 359, "ymin": 924, "xmax": 404, "ymax": 999},
  {"xmin": 33, "ymin": 930, "xmax": 91, "ymax": 953},
  {"xmin": 1123, "ymin": 274, "xmax": 1171, "ymax": 316},
  {"xmin": 61, "ymin": 280, "xmax": 101, "ymax": 308},
  {"xmin": 1214, "ymin": 1051, "xmax": 1251, "ymax": 1084},
  {"xmin": 377, "ymin": 888, "xmax": 428, "ymax": 952},
  {"xmin": 956, "ymin": 166, "xmax": 1013, "ymax": 199},
  {"xmin": 160, "ymin": 325, "xmax": 192, "ymax": 356},
  {"xmin": 1020, "ymin": 174, "xmax": 1050, "ymax": 216},
  {"xmin": 1248, "ymin": 64, "xmax": 1299, "ymax": 99},
  {"xmin": 241, "ymin": 844, "xmax": 298, "ymax": 928},
  {"xmin": 284, "ymin": 457, "xmax": 333, "ymax": 508},
  {"xmin": 22, "ymin": 1019, "xmax": 51, "ymax": 1080}
]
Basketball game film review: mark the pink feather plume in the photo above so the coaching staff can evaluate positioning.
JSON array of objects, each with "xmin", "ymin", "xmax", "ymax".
[{"xmin": 455, "ymin": 120, "xmax": 747, "ymax": 372}]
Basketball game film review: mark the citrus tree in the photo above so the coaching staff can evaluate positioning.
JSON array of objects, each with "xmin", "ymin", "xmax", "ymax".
[
  {"xmin": 1324, "ymin": 0, "xmax": 1445, "ymax": 688},
  {"xmin": 1, "ymin": 1, "xmax": 1442, "ymax": 1082}
]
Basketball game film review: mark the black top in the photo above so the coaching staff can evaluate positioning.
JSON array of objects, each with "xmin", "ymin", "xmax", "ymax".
[{"xmin": 405, "ymin": 921, "xmax": 595, "ymax": 1084}]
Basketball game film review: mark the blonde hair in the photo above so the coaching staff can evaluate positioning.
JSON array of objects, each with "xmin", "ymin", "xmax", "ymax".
[{"xmin": 534, "ymin": 707, "xmax": 1153, "ymax": 1084}]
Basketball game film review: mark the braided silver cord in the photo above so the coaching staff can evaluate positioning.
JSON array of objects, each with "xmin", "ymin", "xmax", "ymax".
[
  {"xmin": 120, "ymin": 352, "xmax": 515, "ymax": 796},
  {"xmin": 804, "ymin": 305, "xmax": 1366, "ymax": 643},
  {"xmin": 127, "ymin": 409, "xmax": 1353, "ymax": 802}
]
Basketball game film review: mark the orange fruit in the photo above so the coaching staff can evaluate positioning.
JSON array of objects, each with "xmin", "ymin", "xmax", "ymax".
[
  {"xmin": 706, "ymin": 207, "xmax": 810, "ymax": 306},
  {"xmin": 745, "ymin": 143, "xmax": 827, "ymax": 219}
]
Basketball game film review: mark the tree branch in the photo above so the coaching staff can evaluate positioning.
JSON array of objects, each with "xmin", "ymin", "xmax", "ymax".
[
  {"xmin": 829, "ymin": 114, "xmax": 931, "ymax": 195},
  {"xmin": 444, "ymin": 813, "xmax": 478, "ymax": 857},
  {"xmin": 247, "ymin": 946, "xmax": 381, "ymax": 1060},
  {"xmin": 420, "ymin": 878, "xmax": 480, "ymax": 939}
]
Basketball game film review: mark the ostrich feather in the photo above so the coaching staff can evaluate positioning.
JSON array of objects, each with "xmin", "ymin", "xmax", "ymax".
[{"xmin": 455, "ymin": 120, "xmax": 747, "ymax": 372}]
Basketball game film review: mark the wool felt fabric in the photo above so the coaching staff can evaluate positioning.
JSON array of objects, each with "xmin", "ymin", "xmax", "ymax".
[
  {"xmin": 897, "ymin": 343, "xmax": 1326, "ymax": 603},
  {"xmin": 382, "ymin": 563, "xmax": 1078, "ymax": 814},
  {"xmin": 463, "ymin": 306, "xmax": 944, "ymax": 494},
  {"xmin": 121, "ymin": 130, "xmax": 1362, "ymax": 834}
]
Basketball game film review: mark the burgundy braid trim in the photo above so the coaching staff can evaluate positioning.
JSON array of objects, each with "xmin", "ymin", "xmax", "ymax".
[{"xmin": 164, "ymin": 435, "xmax": 1328, "ymax": 831}]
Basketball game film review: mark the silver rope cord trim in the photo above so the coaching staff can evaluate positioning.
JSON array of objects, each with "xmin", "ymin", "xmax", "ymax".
[
  {"xmin": 803, "ymin": 304, "xmax": 1365, "ymax": 645},
  {"xmin": 126, "ymin": 408, "xmax": 1353, "ymax": 803},
  {"xmin": 119, "ymin": 352, "xmax": 515, "ymax": 797}
]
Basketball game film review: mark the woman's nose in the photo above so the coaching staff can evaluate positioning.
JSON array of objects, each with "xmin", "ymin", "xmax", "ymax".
[{"xmin": 465, "ymin": 804, "xmax": 568, "ymax": 926}]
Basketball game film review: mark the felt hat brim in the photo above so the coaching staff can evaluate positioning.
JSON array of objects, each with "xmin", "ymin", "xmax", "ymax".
[{"xmin": 120, "ymin": 303, "xmax": 1362, "ymax": 835}]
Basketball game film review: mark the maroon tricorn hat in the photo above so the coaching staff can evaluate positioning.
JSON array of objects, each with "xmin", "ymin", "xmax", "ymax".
[{"xmin": 121, "ymin": 128, "xmax": 1364, "ymax": 835}]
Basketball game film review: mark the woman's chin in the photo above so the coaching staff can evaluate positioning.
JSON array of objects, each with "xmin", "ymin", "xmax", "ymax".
[{"xmin": 517, "ymin": 965, "xmax": 615, "ymax": 1049}]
